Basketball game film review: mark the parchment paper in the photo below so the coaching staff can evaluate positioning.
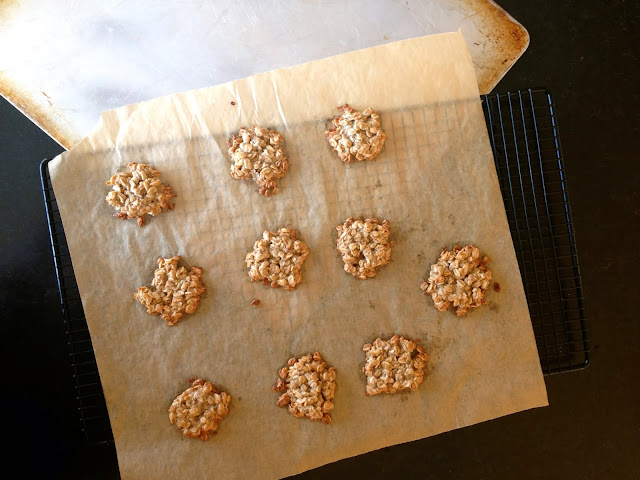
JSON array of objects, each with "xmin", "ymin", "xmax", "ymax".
[{"xmin": 49, "ymin": 31, "xmax": 547, "ymax": 479}]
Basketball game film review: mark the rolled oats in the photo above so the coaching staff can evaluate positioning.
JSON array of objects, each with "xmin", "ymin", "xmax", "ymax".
[
  {"xmin": 105, "ymin": 162, "xmax": 176, "ymax": 227},
  {"xmin": 169, "ymin": 378, "xmax": 231, "ymax": 441},
  {"xmin": 420, "ymin": 245, "xmax": 492, "ymax": 316},
  {"xmin": 273, "ymin": 352, "xmax": 336, "ymax": 424},
  {"xmin": 325, "ymin": 104, "xmax": 387, "ymax": 163},
  {"xmin": 362, "ymin": 335, "xmax": 429, "ymax": 396},
  {"xmin": 336, "ymin": 217, "xmax": 392, "ymax": 279},
  {"xmin": 134, "ymin": 256, "xmax": 206, "ymax": 326},
  {"xmin": 245, "ymin": 227, "xmax": 309, "ymax": 290},
  {"xmin": 227, "ymin": 126, "xmax": 288, "ymax": 196}
]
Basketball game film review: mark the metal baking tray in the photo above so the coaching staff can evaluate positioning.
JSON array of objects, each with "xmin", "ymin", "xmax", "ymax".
[
  {"xmin": 4, "ymin": 0, "xmax": 529, "ymax": 149},
  {"xmin": 40, "ymin": 87, "xmax": 589, "ymax": 446}
]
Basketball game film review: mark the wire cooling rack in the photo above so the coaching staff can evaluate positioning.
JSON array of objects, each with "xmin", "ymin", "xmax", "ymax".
[
  {"xmin": 482, "ymin": 89, "xmax": 589, "ymax": 374},
  {"xmin": 40, "ymin": 172, "xmax": 114, "ymax": 445},
  {"xmin": 40, "ymin": 87, "xmax": 589, "ymax": 446}
]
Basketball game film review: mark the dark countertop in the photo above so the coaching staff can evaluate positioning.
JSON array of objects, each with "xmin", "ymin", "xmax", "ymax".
[{"xmin": 1, "ymin": 1, "xmax": 638, "ymax": 478}]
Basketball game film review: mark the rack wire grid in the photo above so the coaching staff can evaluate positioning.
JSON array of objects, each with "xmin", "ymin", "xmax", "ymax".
[
  {"xmin": 40, "ymin": 87, "xmax": 589, "ymax": 446},
  {"xmin": 482, "ymin": 88, "xmax": 589, "ymax": 374}
]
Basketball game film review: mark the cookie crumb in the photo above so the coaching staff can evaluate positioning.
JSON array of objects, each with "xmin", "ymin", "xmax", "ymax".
[
  {"xmin": 230, "ymin": 101, "xmax": 236, "ymax": 105},
  {"xmin": 493, "ymin": 282, "xmax": 501, "ymax": 292},
  {"xmin": 251, "ymin": 299, "xmax": 260, "ymax": 307}
]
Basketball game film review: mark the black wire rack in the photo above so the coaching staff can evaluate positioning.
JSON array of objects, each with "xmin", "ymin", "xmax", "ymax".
[
  {"xmin": 40, "ymin": 87, "xmax": 589, "ymax": 446},
  {"xmin": 482, "ymin": 88, "xmax": 589, "ymax": 374},
  {"xmin": 40, "ymin": 164, "xmax": 114, "ymax": 446}
]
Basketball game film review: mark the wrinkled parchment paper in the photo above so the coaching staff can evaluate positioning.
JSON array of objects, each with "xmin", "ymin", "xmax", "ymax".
[{"xmin": 49, "ymin": 31, "xmax": 547, "ymax": 479}]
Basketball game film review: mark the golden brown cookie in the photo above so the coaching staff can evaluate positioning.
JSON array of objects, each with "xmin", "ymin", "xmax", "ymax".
[
  {"xmin": 274, "ymin": 352, "xmax": 336, "ymax": 424},
  {"xmin": 325, "ymin": 105, "xmax": 386, "ymax": 163},
  {"xmin": 420, "ymin": 244, "xmax": 492, "ymax": 316},
  {"xmin": 169, "ymin": 379, "xmax": 231, "ymax": 441},
  {"xmin": 105, "ymin": 162, "xmax": 176, "ymax": 226},
  {"xmin": 362, "ymin": 335, "xmax": 429, "ymax": 396},
  {"xmin": 227, "ymin": 126, "xmax": 288, "ymax": 196},
  {"xmin": 245, "ymin": 227, "xmax": 309, "ymax": 290},
  {"xmin": 336, "ymin": 217, "xmax": 392, "ymax": 279},
  {"xmin": 134, "ymin": 256, "xmax": 206, "ymax": 326}
]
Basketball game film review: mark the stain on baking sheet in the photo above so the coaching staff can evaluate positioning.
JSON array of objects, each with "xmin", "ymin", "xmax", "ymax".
[
  {"xmin": 41, "ymin": 91, "xmax": 53, "ymax": 106},
  {"xmin": 0, "ymin": 74, "xmax": 76, "ymax": 150},
  {"xmin": 0, "ymin": 1, "xmax": 76, "ymax": 149},
  {"xmin": 458, "ymin": 0, "xmax": 530, "ymax": 93}
]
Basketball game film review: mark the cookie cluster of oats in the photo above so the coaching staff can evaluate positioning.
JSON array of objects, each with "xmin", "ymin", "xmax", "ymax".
[
  {"xmin": 421, "ymin": 245, "xmax": 492, "ymax": 316},
  {"xmin": 325, "ymin": 105, "xmax": 387, "ymax": 163},
  {"xmin": 336, "ymin": 217, "xmax": 393, "ymax": 279},
  {"xmin": 105, "ymin": 162, "xmax": 176, "ymax": 226},
  {"xmin": 245, "ymin": 227, "xmax": 310, "ymax": 290},
  {"xmin": 134, "ymin": 256, "xmax": 206, "ymax": 326},
  {"xmin": 169, "ymin": 379, "xmax": 231, "ymax": 441},
  {"xmin": 227, "ymin": 126, "xmax": 289, "ymax": 196},
  {"xmin": 273, "ymin": 352, "xmax": 337, "ymax": 424},
  {"xmin": 362, "ymin": 335, "xmax": 429, "ymax": 396}
]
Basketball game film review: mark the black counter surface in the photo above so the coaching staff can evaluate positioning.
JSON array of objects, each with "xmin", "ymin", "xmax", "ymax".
[{"xmin": 1, "ymin": 1, "xmax": 638, "ymax": 478}]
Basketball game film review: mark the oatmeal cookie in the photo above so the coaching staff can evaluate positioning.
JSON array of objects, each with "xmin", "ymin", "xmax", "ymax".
[
  {"xmin": 420, "ymin": 244, "xmax": 492, "ymax": 316},
  {"xmin": 362, "ymin": 335, "xmax": 429, "ymax": 396},
  {"xmin": 245, "ymin": 227, "xmax": 309, "ymax": 290},
  {"xmin": 227, "ymin": 126, "xmax": 288, "ymax": 196},
  {"xmin": 134, "ymin": 256, "xmax": 206, "ymax": 326},
  {"xmin": 325, "ymin": 104, "xmax": 386, "ymax": 163},
  {"xmin": 105, "ymin": 162, "xmax": 176, "ymax": 226},
  {"xmin": 336, "ymin": 217, "xmax": 392, "ymax": 279},
  {"xmin": 273, "ymin": 352, "xmax": 336, "ymax": 424},
  {"xmin": 169, "ymin": 378, "xmax": 231, "ymax": 440}
]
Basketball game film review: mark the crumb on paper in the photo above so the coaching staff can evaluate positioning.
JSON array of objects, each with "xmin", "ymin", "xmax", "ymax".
[
  {"xmin": 325, "ymin": 104, "xmax": 387, "ymax": 163},
  {"xmin": 362, "ymin": 335, "xmax": 429, "ymax": 396},
  {"xmin": 336, "ymin": 217, "xmax": 392, "ymax": 279},
  {"xmin": 251, "ymin": 299, "xmax": 260, "ymax": 307},
  {"xmin": 169, "ymin": 378, "xmax": 231, "ymax": 441},
  {"xmin": 493, "ymin": 282, "xmax": 501, "ymax": 292},
  {"xmin": 227, "ymin": 126, "xmax": 288, "ymax": 196},
  {"xmin": 274, "ymin": 352, "xmax": 336, "ymax": 424},
  {"xmin": 420, "ymin": 245, "xmax": 492, "ymax": 316},
  {"xmin": 105, "ymin": 162, "xmax": 176, "ymax": 227},
  {"xmin": 230, "ymin": 101, "xmax": 236, "ymax": 105},
  {"xmin": 133, "ymin": 256, "xmax": 206, "ymax": 326},
  {"xmin": 245, "ymin": 227, "xmax": 309, "ymax": 290}
]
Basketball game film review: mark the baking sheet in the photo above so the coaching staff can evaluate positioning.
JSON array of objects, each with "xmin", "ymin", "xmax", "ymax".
[
  {"xmin": 48, "ymin": 31, "xmax": 547, "ymax": 479},
  {"xmin": 0, "ymin": 0, "xmax": 529, "ymax": 149}
]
